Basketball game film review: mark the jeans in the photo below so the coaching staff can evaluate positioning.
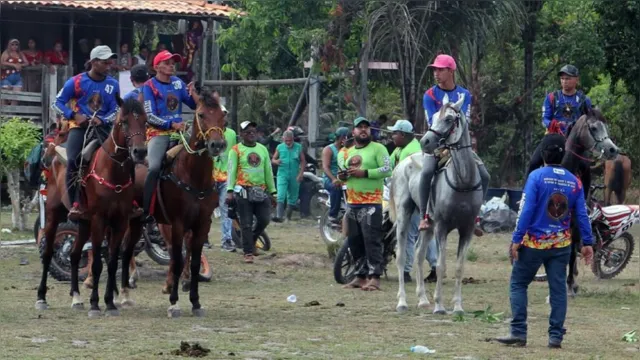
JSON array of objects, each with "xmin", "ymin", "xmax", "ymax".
[
  {"xmin": 323, "ymin": 178, "xmax": 343, "ymax": 218},
  {"xmin": 510, "ymin": 245, "xmax": 571, "ymax": 343},
  {"xmin": 216, "ymin": 181, "xmax": 232, "ymax": 244},
  {"xmin": 235, "ymin": 196, "xmax": 271, "ymax": 255},
  {"xmin": 143, "ymin": 135, "xmax": 170, "ymax": 213},
  {"xmin": 404, "ymin": 210, "xmax": 439, "ymax": 273},
  {"xmin": 346, "ymin": 205, "xmax": 384, "ymax": 277}
]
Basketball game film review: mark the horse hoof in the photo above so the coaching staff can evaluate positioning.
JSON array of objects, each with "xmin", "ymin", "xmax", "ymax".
[
  {"xmin": 192, "ymin": 308, "xmax": 205, "ymax": 318},
  {"xmin": 396, "ymin": 305, "xmax": 408, "ymax": 313},
  {"xmin": 167, "ymin": 306, "xmax": 181, "ymax": 318},
  {"xmin": 105, "ymin": 309, "xmax": 120, "ymax": 317},
  {"xmin": 418, "ymin": 302, "xmax": 431, "ymax": 309},
  {"xmin": 453, "ymin": 309, "xmax": 465, "ymax": 316},
  {"xmin": 87, "ymin": 310, "xmax": 102, "ymax": 318},
  {"xmin": 71, "ymin": 303, "xmax": 85, "ymax": 311},
  {"xmin": 433, "ymin": 305, "xmax": 447, "ymax": 315},
  {"xmin": 128, "ymin": 280, "xmax": 137, "ymax": 289},
  {"xmin": 35, "ymin": 300, "xmax": 48, "ymax": 310},
  {"xmin": 161, "ymin": 287, "xmax": 170, "ymax": 295}
]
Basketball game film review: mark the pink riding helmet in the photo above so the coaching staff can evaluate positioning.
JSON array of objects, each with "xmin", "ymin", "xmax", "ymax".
[{"xmin": 427, "ymin": 54, "xmax": 457, "ymax": 71}]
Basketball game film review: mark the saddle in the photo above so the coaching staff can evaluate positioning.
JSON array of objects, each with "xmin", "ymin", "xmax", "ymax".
[{"xmin": 54, "ymin": 139, "xmax": 100, "ymax": 168}]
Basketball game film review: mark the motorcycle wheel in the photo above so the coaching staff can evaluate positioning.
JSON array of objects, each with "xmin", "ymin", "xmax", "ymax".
[
  {"xmin": 320, "ymin": 208, "xmax": 345, "ymax": 246},
  {"xmin": 591, "ymin": 232, "xmax": 635, "ymax": 279},
  {"xmin": 198, "ymin": 254, "xmax": 213, "ymax": 282},
  {"xmin": 40, "ymin": 222, "xmax": 90, "ymax": 282},
  {"xmin": 143, "ymin": 222, "xmax": 171, "ymax": 266},
  {"xmin": 333, "ymin": 240, "xmax": 364, "ymax": 285},
  {"xmin": 231, "ymin": 217, "xmax": 271, "ymax": 251}
]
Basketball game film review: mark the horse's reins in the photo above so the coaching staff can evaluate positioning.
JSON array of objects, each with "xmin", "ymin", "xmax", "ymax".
[{"xmin": 563, "ymin": 120, "xmax": 609, "ymax": 164}]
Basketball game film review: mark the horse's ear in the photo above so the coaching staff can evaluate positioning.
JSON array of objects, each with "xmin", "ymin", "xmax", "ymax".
[
  {"xmin": 116, "ymin": 94, "xmax": 124, "ymax": 108},
  {"xmin": 442, "ymin": 93, "xmax": 450, "ymax": 106},
  {"xmin": 452, "ymin": 94, "xmax": 465, "ymax": 112}
]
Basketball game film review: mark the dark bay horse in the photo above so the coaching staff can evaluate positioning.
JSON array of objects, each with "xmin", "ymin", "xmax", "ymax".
[
  {"xmin": 560, "ymin": 108, "xmax": 618, "ymax": 295},
  {"xmin": 35, "ymin": 97, "xmax": 148, "ymax": 316},
  {"xmin": 124, "ymin": 86, "xmax": 226, "ymax": 317},
  {"xmin": 603, "ymin": 154, "xmax": 632, "ymax": 206}
]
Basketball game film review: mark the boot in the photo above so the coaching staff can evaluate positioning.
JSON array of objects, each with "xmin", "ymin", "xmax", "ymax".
[
  {"xmin": 285, "ymin": 206, "xmax": 294, "ymax": 221},
  {"xmin": 142, "ymin": 173, "xmax": 158, "ymax": 224},
  {"xmin": 272, "ymin": 202, "xmax": 285, "ymax": 223}
]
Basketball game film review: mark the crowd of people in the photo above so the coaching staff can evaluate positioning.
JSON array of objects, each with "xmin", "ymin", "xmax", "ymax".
[{"xmin": 45, "ymin": 42, "xmax": 598, "ymax": 349}]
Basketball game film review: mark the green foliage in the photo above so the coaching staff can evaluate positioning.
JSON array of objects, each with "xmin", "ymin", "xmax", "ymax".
[
  {"xmin": 588, "ymin": 76, "xmax": 640, "ymax": 175},
  {"xmin": 0, "ymin": 118, "xmax": 41, "ymax": 171},
  {"xmin": 472, "ymin": 305, "xmax": 504, "ymax": 324},
  {"xmin": 594, "ymin": 0, "xmax": 640, "ymax": 103}
]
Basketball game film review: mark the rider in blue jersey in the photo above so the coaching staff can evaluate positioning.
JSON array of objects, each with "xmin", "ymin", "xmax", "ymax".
[
  {"xmin": 141, "ymin": 50, "xmax": 197, "ymax": 223},
  {"xmin": 52, "ymin": 45, "xmax": 121, "ymax": 221},
  {"xmin": 418, "ymin": 54, "xmax": 489, "ymax": 236},
  {"xmin": 495, "ymin": 133, "xmax": 593, "ymax": 349},
  {"xmin": 526, "ymin": 65, "xmax": 593, "ymax": 177}
]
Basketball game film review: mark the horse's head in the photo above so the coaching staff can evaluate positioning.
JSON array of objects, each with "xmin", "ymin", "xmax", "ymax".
[
  {"xmin": 569, "ymin": 107, "xmax": 618, "ymax": 161},
  {"xmin": 193, "ymin": 86, "xmax": 226, "ymax": 157},
  {"xmin": 114, "ymin": 96, "xmax": 148, "ymax": 163},
  {"xmin": 420, "ymin": 94, "xmax": 466, "ymax": 153},
  {"xmin": 41, "ymin": 120, "xmax": 69, "ymax": 168}
]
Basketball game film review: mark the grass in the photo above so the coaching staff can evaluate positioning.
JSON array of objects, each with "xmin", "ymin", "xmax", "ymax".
[
  {"xmin": 0, "ymin": 210, "xmax": 38, "ymax": 242},
  {"xmin": 0, "ymin": 218, "xmax": 638, "ymax": 359}
]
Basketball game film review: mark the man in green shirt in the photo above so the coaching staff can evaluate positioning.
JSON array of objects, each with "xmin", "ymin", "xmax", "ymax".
[
  {"xmin": 338, "ymin": 117, "xmax": 392, "ymax": 291},
  {"xmin": 387, "ymin": 120, "xmax": 438, "ymax": 283},
  {"xmin": 227, "ymin": 121, "xmax": 277, "ymax": 263},
  {"xmin": 211, "ymin": 104, "xmax": 237, "ymax": 251}
]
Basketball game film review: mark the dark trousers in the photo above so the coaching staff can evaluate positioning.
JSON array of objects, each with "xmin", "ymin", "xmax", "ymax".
[
  {"xmin": 235, "ymin": 196, "xmax": 271, "ymax": 255},
  {"xmin": 510, "ymin": 246, "xmax": 571, "ymax": 343},
  {"xmin": 65, "ymin": 126, "xmax": 110, "ymax": 205},
  {"xmin": 346, "ymin": 204, "xmax": 384, "ymax": 277},
  {"xmin": 323, "ymin": 178, "xmax": 343, "ymax": 218}
]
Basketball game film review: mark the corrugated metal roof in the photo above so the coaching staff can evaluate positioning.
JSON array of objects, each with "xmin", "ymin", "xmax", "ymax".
[{"xmin": 2, "ymin": 1, "xmax": 240, "ymax": 18}]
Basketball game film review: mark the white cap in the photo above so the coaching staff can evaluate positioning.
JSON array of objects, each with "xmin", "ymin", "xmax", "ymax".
[
  {"xmin": 90, "ymin": 45, "xmax": 117, "ymax": 61},
  {"xmin": 240, "ymin": 121, "xmax": 257, "ymax": 130}
]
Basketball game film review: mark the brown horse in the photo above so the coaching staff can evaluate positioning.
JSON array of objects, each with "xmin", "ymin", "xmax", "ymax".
[
  {"xmin": 603, "ymin": 154, "xmax": 632, "ymax": 206},
  {"xmin": 560, "ymin": 108, "xmax": 619, "ymax": 296},
  {"xmin": 123, "ymin": 86, "xmax": 226, "ymax": 317},
  {"xmin": 35, "ymin": 97, "xmax": 148, "ymax": 317}
]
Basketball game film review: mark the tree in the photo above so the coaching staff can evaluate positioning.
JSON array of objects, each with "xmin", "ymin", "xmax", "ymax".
[{"xmin": 0, "ymin": 118, "xmax": 41, "ymax": 231}]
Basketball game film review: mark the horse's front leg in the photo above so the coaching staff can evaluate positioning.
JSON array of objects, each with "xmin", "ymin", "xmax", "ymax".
[
  {"xmin": 158, "ymin": 224, "xmax": 174, "ymax": 294},
  {"xmin": 35, "ymin": 206, "xmax": 63, "ymax": 310},
  {"xmin": 189, "ymin": 218, "xmax": 210, "ymax": 317},
  {"xmin": 433, "ymin": 222, "xmax": 448, "ymax": 315},
  {"xmin": 88, "ymin": 217, "xmax": 105, "ymax": 317},
  {"xmin": 70, "ymin": 219, "xmax": 91, "ymax": 310},
  {"xmin": 452, "ymin": 225, "xmax": 474, "ymax": 315},
  {"xmin": 167, "ymin": 222, "xmax": 185, "ymax": 318},
  {"xmin": 104, "ymin": 216, "xmax": 126, "ymax": 316},
  {"xmin": 121, "ymin": 219, "xmax": 142, "ymax": 307},
  {"xmin": 181, "ymin": 231, "xmax": 193, "ymax": 293}
]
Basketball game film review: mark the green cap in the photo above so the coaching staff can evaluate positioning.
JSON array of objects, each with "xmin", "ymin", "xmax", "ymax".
[
  {"xmin": 353, "ymin": 117, "xmax": 370, "ymax": 127},
  {"xmin": 335, "ymin": 127, "xmax": 350, "ymax": 137}
]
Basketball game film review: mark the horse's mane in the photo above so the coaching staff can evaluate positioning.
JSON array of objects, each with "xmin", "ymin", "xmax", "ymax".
[
  {"xmin": 121, "ymin": 97, "xmax": 145, "ymax": 116},
  {"xmin": 198, "ymin": 86, "xmax": 220, "ymax": 109}
]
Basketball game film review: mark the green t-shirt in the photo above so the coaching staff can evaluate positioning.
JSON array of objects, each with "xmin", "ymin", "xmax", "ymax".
[
  {"xmin": 337, "ymin": 142, "xmax": 391, "ymax": 205},
  {"xmin": 227, "ymin": 142, "xmax": 276, "ymax": 194},
  {"xmin": 213, "ymin": 127, "xmax": 238, "ymax": 182},
  {"xmin": 390, "ymin": 138, "xmax": 421, "ymax": 169}
]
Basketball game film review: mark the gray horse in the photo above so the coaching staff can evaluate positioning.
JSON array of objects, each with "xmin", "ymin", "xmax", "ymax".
[{"xmin": 389, "ymin": 94, "xmax": 484, "ymax": 314}]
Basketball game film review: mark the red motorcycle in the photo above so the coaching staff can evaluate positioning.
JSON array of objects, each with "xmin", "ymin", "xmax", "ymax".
[{"xmin": 588, "ymin": 184, "xmax": 637, "ymax": 279}]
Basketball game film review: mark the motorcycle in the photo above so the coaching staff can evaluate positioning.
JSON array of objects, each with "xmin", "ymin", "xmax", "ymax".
[
  {"xmin": 535, "ymin": 184, "xmax": 637, "ymax": 281},
  {"xmin": 34, "ymin": 184, "xmax": 213, "ymax": 283},
  {"xmin": 330, "ymin": 182, "xmax": 398, "ymax": 284},
  {"xmin": 318, "ymin": 184, "xmax": 348, "ymax": 246},
  {"xmin": 587, "ymin": 184, "xmax": 637, "ymax": 279}
]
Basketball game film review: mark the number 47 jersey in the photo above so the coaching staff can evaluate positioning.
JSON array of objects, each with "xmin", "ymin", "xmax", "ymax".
[{"xmin": 52, "ymin": 72, "xmax": 120, "ymax": 126}]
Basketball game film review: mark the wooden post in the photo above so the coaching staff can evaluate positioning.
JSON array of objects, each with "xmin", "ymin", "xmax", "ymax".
[
  {"xmin": 210, "ymin": 19, "xmax": 220, "ymax": 80},
  {"xmin": 199, "ymin": 18, "xmax": 212, "ymax": 83},
  {"xmin": 41, "ymin": 65, "xmax": 50, "ymax": 133},
  {"xmin": 68, "ymin": 12, "xmax": 75, "ymax": 69},
  {"xmin": 231, "ymin": 71, "xmax": 238, "ymax": 132},
  {"xmin": 116, "ymin": 14, "xmax": 122, "ymax": 64},
  {"xmin": 308, "ymin": 74, "xmax": 320, "ymax": 158},
  {"xmin": 48, "ymin": 67, "xmax": 57, "ymax": 124}
]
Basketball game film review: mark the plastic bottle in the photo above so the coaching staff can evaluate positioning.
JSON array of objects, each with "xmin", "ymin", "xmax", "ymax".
[{"xmin": 410, "ymin": 345, "xmax": 435, "ymax": 354}]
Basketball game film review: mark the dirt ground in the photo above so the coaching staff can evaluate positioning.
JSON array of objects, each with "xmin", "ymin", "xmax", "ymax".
[{"xmin": 0, "ymin": 218, "xmax": 638, "ymax": 360}]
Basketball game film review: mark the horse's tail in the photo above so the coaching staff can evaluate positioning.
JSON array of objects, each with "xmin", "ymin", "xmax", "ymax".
[
  {"xmin": 388, "ymin": 177, "xmax": 397, "ymax": 223},
  {"xmin": 609, "ymin": 159, "xmax": 625, "ymax": 203}
]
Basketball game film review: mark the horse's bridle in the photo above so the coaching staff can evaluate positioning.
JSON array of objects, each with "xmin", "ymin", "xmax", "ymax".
[
  {"xmin": 104, "ymin": 111, "xmax": 146, "ymax": 165},
  {"xmin": 427, "ymin": 110, "xmax": 469, "ymax": 150},
  {"xmin": 179, "ymin": 111, "xmax": 224, "ymax": 155},
  {"xmin": 566, "ymin": 120, "xmax": 610, "ymax": 163}
]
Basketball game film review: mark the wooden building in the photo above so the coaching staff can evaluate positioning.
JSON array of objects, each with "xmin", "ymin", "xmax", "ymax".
[{"xmin": 0, "ymin": 0, "xmax": 236, "ymax": 130}]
